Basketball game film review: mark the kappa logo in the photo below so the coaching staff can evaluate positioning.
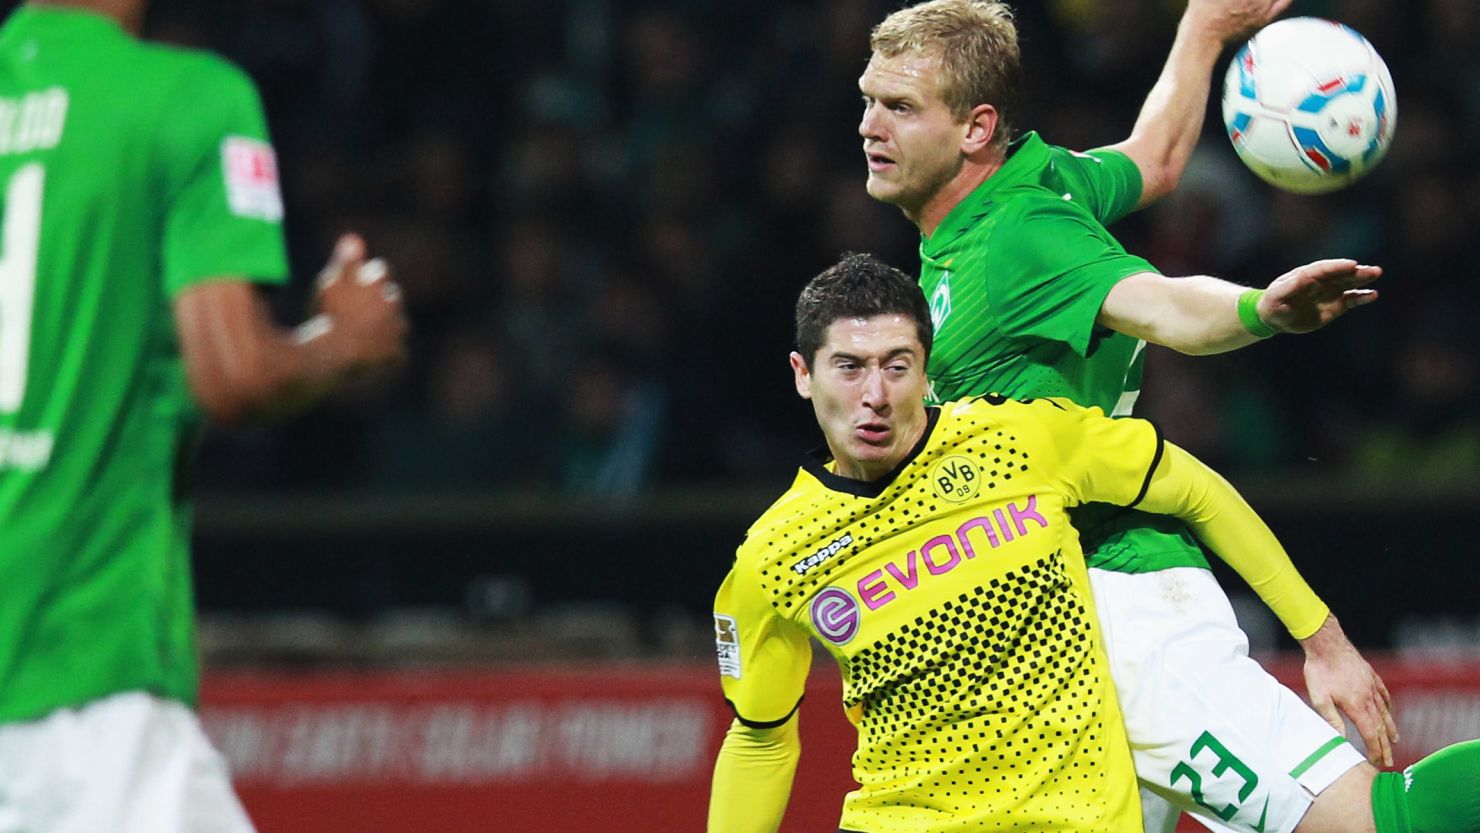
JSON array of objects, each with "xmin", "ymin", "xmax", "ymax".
[
  {"xmin": 714, "ymin": 614, "xmax": 741, "ymax": 678},
  {"xmin": 791, "ymin": 533, "xmax": 853, "ymax": 575},
  {"xmin": 810, "ymin": 587, "xmax": 859, "ymax": 646}
]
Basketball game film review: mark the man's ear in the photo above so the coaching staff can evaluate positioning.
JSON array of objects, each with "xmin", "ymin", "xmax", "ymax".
[
  {"xmin": 790, "ymin": 351, "xmax": 812, "ymax": 399},
  {"xmin": 961, "ymin": 103, "xmax": 1000, "ymax": 155}
]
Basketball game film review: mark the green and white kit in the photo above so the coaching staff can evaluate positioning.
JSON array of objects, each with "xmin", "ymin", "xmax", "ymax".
[
  {"xmin": 0, "ymin": 5, "xmax": 287, "ymax": 724},
  {"xmin": 0, "ymin": 11, "xmax": 286, "ymax": 830}
]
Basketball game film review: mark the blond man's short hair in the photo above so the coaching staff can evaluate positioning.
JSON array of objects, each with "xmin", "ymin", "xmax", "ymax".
[{"xmin": 870, "ymin": 0, "xmax": 1020, "ymax": 148}]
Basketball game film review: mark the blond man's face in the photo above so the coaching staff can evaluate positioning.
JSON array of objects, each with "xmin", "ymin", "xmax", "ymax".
[{"xmin": 857, "ymin": 50, "xmax": 967, "ymax": 214}]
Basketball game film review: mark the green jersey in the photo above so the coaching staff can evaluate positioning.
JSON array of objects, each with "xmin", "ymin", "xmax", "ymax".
[
  {"xmin": 919, "ymin": 132, "xmax": 1207, "ymax": 573},
  {"xmin": 0, "ymin": 6, "xmax": 288, "ymax": 721}
]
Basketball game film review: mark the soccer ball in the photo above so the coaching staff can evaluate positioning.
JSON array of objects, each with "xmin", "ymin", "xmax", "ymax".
[{"xmin": 1221, "ymin": 17, "xmax": 1396, "ymax": 194}]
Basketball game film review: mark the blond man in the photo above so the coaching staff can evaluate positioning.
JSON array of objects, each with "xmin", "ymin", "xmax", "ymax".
[{"xmin": 844, "ymin": 3, "xmax": 1480, "ymax": 833}]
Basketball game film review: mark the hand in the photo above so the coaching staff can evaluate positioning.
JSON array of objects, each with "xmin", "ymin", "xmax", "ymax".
[
  {"xmin": 1300, "ymin": 615, "xmax": 1398, "ymax": 767},
  {"xmin": 1257, "ymin": 259, "xmax": 1381, "ymax": 334},
  {"xmin": 1184, "ymin": 0, "xmax": 1293, "ymax": 45},
  {"xmin": 312, "ymin": 233, "xmax": 409, "ymax": 374}
]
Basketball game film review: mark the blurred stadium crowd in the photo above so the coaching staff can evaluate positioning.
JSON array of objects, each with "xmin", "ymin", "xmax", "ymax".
[{"xmin": 135, "ymin": 0, "xmax": 1478, "ymax": 497}]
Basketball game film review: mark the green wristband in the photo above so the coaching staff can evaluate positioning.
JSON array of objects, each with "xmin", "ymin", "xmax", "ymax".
[{"xmin": 1237, "ymin": 289, "xmax": 1277, "ymax": 338}]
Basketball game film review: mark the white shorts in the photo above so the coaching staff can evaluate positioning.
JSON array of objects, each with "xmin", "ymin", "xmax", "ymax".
[
  {"xmin": 1089, "ymin": 567, "xmax": 1365, "ymax": 833},
  {"xmin": 0, "ymin": 691, "xmax": 255, "ymax": 833}
]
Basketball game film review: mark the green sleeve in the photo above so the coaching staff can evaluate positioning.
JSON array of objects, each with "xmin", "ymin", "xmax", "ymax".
[
  {"xmin": 156, "ymin": 55, "xmax": 289, "ymax": 297},
  {"xmin": 983, "ymin": 199, "xmax": 1157, "ymax": 356},
  {"xmin": 1052, "ymin": 145, "xmax": 1144, "ymax": 226}
]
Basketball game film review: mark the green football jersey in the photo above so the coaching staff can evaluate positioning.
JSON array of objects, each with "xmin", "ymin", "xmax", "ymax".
[
  {"xmin": 919, "ymin": 131, "xmax": 1208, "ymax": 573},
  {"xmin": 0, "ymin": 6, "xmax": 288, "ymax": 721}
]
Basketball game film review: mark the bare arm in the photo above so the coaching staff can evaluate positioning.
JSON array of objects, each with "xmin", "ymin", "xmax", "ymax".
[
  {"xmin": 1104, "ymin": 0, "xmax": 1291, "ymax": 208},
  {"xmin": 175, "ymin": 234, "xmax": 406, "ymax": 425},
  {"xmin": 1097, "ymin": 260, "xmax": 1381, "ymax": 354}
]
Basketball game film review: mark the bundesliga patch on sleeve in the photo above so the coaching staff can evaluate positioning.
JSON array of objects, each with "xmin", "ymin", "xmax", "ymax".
[
  {"xmin": 221, "ymin": 136, "xmax": 284, "ymax": 222},
  {"xmin": 714, "ymin": 614, "xmax": 741, "ymax": 679}
]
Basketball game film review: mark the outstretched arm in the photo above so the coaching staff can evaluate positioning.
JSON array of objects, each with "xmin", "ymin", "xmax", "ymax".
[
  {"xmin": 1097, "ymin": 259, "xmax": 1380, "ymax": 355},
  {"xmin": 1104, "ymin": 0, "xmax": 1291, "ymax": 209},
  {"xmin": 708, "ymin": 717, "xmax": 801, "ymax": 833},
  {"xmin": 175, "ymin": 234, "xmax": 407, "ymax": 425},
  {"xmin": 1135, "ymin": 441, "xmax": 1398, "ymax": 765}
]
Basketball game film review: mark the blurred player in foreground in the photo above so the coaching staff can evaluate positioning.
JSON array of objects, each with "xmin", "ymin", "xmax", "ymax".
[
  {"xmin": 0, "ymin": 1, "xmax": 406, "ymax": 831},
  {"xmin": 854, "ymin": 1, "xmax": 1480, "ymax": 832},
  {"xmin": 706, "ymin": 254, "xmax": 1480, "ymax": 833}
]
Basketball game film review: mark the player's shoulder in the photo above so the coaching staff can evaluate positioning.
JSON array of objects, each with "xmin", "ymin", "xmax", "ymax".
[
  {"xmin": 999, "ymin": 134, "xmax": 1115, "ymax": 197},
  {"xmin": 937, "ymin": 395, "xmax": 1098, "ymax": 439},
  {"xmin": 1039, "ymin": 136, "xmax": 1136, "ymax": 180},
  {"xmin": 978, "ymin": 179, "xmax": 1101, "ymax": 254},
  {"xmin": 734, "ymin": 469, "xmax": 832, "ymax": 568},
  {"xmin": 941, "ymin": 392, "xmax": 1085, "ymax": 414},
  {"xmin": 131, "ymin": 41, "xmax": 261, "ymax": 100},
  {"xmin": 738, "ymin": 472, "xmax": 818, "ymax": 546},
  {"xmin": 1042, "ymin": 141, "xmax": 1107, "ymax": 167},
  {"xmin": 993, "ymin": 180, "xmax": 1099, "ymax": 222}
]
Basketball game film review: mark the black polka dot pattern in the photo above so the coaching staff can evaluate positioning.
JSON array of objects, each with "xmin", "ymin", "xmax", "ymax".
[
  {"xmin": 736, "ymin": 399, "xmax": 1136, "ymax": 832},
  {"xmin": 842, "ymin": 553, "xmax": 1116, "ymax": 830}
]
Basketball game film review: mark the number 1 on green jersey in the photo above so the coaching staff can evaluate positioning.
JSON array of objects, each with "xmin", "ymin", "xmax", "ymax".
[{"xmin": 0, "ymin": 163, "xmax": 43, "ymax": 414}]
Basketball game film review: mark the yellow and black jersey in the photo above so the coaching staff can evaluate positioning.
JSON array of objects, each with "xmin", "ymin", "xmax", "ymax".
[{"xmin": 714, "ymin": 396, "xmax": 1160, "ymax": 833}]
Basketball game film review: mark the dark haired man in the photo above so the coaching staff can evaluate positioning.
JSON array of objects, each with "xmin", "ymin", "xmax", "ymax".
[{"xmin": 707, "ymin": 254, "xmax": 1480, "ymax": 833}]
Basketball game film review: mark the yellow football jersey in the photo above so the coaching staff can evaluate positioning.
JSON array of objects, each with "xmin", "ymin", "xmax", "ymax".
[{"xmin": 714, "ymin": 395, "xmax": 1162, "ymax": 833}]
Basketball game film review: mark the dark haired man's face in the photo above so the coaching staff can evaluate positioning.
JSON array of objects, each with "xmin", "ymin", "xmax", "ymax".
[{"xmin": 789, "ymin": 314, "xmax": 929, "ymax": 480}]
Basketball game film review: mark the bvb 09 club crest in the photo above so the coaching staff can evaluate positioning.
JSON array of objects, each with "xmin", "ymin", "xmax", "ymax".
[{"xmin": 929, "ymin": 454, "xmax": 981, "ymax": 503}]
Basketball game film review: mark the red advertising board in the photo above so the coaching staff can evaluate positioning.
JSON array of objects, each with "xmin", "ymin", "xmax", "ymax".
[{"xmin": 199, "ymin": 657, "xmax": 1480, "ymax": 833}]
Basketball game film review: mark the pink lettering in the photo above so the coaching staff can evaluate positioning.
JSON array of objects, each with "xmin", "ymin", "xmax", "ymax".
[
  {"xmin": 1008, "ymin": 495, "xmax": 1047, "ymax": 535},
  {"xmin": 883, "ymin": 551, "xmax": 920, "ymax": 589},
  {"xmin": 851, "ymin": 498, "xmax": 1051, "ymax": 613},
  {"xmin": 858, "ymin": 570, "xmax": 895, "ymax": 610},
  {"xmin": 921, "ymin": 535, "xmax": 960, "ymax": 575},
  {"xmin": 993, "ymin": 508, "xmax": 1016, "ymax": 542},
  {"xmin": 957, "ymin": 515, "xmax": 1000, "ymax": 557}
]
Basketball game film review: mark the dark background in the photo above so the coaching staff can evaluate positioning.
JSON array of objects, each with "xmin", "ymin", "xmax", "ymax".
[{"xmin": 7, "ymin": 0, "xmax": 1479, "ymax": 659}]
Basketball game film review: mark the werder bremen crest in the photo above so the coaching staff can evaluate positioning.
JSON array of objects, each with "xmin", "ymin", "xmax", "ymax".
[{"xmin": 930, "ymin": 270, "xmax": 952, "ymax": 331}]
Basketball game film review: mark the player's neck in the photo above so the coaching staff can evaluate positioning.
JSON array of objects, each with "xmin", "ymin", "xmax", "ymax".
[
  {"xmin": 913, "ymin": 153, "xmax": 1005, "ymax": 239},
  {"xmin": 29, "ymin": 0, "xmax": 144, "ymax": 33}
]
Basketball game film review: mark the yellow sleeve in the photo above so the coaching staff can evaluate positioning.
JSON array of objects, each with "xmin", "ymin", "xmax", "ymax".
[
  {"xmin": 713, "ymin": 563, "xmax": 812, "ymax": 727},
  {"xmin": 1027, "ymin": 397, "xmax": 1164, "ymax": 508},
  {"xmin": 1031, "ymin": 397, "xmax": 1329, "ymax": 639},
  {"xmin": 1135, "ymin": 442, "xmax": 1331, "ymax": 639},
  {"xmin": 707, "ymin": 717, "xmax": 801, "ymax": 833}
]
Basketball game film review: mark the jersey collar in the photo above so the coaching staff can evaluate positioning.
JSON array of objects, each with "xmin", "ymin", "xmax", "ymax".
[
  {"xmin": 801, "ymin": 407, "xmax": 941, "ymax": 498},
  {"xmin": 923, "ymin": 131, "xmax": 1050, "ymax": 257}
]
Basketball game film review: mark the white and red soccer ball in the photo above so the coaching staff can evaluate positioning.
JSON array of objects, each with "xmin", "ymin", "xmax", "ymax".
[{"xmin": 1221, "ymin": 17, "xmax": 1397, "ymax": 194}]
